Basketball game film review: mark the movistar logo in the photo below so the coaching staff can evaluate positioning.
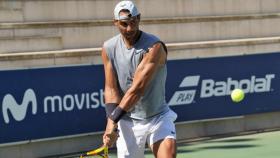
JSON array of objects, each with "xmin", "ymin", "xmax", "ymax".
[
  {"xmin": 1, "ymin": 88, "xmax": 105, "ymax": 124},
  {"xmin": 168, "ymin": 74, "xmax": 275, "ymax": 106},
  {"xmin": 2, "ymin": 89, "xmax": 37, "ymax": 124}
]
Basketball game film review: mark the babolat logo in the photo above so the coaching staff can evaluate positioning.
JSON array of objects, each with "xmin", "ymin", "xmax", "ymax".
[
  {"xmin": 2, "ymin": 89, "xmax": 37, "ymax": 124},
  {"xmin": 168, "ymin": 76, "xmax": 200, "ymax": 106},
  {"xmin": 201, "ymin": 74, "xmax": 275, "ymax": 98},
  {"xmin": 169, "ymin": 74, "xmax": 275, "ymax": 106}
]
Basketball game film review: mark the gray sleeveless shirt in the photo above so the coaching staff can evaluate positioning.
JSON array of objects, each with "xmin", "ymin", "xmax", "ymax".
[{"xmin": 103, "ymin": 31, "xmax": 169, "ymax": 120}]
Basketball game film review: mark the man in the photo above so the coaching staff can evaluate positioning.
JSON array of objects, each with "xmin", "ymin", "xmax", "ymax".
[{"xmin": 102, "ymin": 1, "xmax": 177, "ymax": 158}]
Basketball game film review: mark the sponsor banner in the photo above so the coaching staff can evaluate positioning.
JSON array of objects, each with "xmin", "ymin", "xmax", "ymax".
[
  {"xmin": 0, "ymin": 66, "xmax": 106, "ymax": 144},
  {"xmin": 167, "ymin": 53, "xmax": 280, "ymax": 122},
  {"xmin": 1, "ymin": 52, "xmax": 280, "ymax": 144}
]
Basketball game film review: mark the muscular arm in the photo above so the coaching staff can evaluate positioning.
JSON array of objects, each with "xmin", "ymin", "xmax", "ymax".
[
  {"xmin": 118, "ymin": 42, "xmax": 167, "ymax": 111},
  {"xmin": 101, "ymin": 47, "xmax": 121, "ymax": 104},
  {"xmin": 102, "ymin": 46, "xmax": 121, "ymax": 147}
]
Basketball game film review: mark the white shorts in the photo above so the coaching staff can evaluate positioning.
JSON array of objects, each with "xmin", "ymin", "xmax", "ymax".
[{"xmin": 116, "ymin": 109, "xmax": 177, "ymax": 158}]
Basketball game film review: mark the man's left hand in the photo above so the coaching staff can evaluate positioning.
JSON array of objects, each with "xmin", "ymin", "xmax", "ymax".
[{"xmin": 103, "ymin": 118, "xmax": 119, "ymax": 147}]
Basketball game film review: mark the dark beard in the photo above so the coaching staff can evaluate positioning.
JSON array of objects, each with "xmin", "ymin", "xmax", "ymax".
[{"xmin": 124, "ymin": 31, "xmax": 141, "ymax": 44}]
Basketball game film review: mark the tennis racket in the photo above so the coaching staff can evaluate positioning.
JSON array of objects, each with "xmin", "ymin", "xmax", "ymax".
[{"xmin": 80, "ymin": 146, "xmax": 109, "ymax": 158}]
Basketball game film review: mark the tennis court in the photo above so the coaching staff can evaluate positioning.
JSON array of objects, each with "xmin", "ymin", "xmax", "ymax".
[
  {"xmin": 53, "ymin": 129, "xmax": 280, "ymax": 158},
  {"xmin": 106, "ymin": 130, "xmax": 280, "ymax": 158}
]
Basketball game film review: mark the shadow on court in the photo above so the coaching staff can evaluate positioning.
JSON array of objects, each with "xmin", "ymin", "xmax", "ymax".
[
  {"xmin": 199, "ymin": 144, "xmax": 261, "ymax": 149},
  {"xmin": 205, "ymin": 138, "xmax": 259, "ymax": 143}
]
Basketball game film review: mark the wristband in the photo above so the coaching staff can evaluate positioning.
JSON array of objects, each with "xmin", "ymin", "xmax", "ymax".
[
  {"xmin": 105, "ymin": 103, "xmax": 117, "ymax": 117},
  {"xmin": 109, "ymin": 106, "xmax": 127, "ymax": 123}
]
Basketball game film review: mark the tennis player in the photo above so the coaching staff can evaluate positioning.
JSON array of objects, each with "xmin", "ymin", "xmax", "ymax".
[{"xmin": 102, "ymin": 1, "xmax": 177, "ymax": 158}]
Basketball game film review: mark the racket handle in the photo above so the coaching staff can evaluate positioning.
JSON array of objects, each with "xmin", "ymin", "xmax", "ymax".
[{"xmin": 80, "ymin": 153, "xmax": 86, "ymax": 158}]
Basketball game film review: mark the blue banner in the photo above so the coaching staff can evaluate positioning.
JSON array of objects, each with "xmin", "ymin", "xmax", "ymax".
[
  {"xmin": 1, "ymin": 52, "xmax": 280, "ymax": 144},
  {"xmin": 167, "ymin": 52, "xmax": 280, "ymax": 122},
  {"xmin": 0, "ymin": 65, "xmax": 106, "ymax": 144}
]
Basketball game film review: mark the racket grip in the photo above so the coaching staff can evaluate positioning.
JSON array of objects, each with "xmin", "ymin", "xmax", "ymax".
[{"xmin": 80, "ymin": 153, "xmax": 86, "ymax": 158}]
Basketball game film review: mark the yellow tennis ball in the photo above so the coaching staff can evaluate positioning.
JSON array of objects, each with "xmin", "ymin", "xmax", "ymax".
[{"xmin": 231, "ymin": 89, "xmax": 245, "ymax": 102}]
